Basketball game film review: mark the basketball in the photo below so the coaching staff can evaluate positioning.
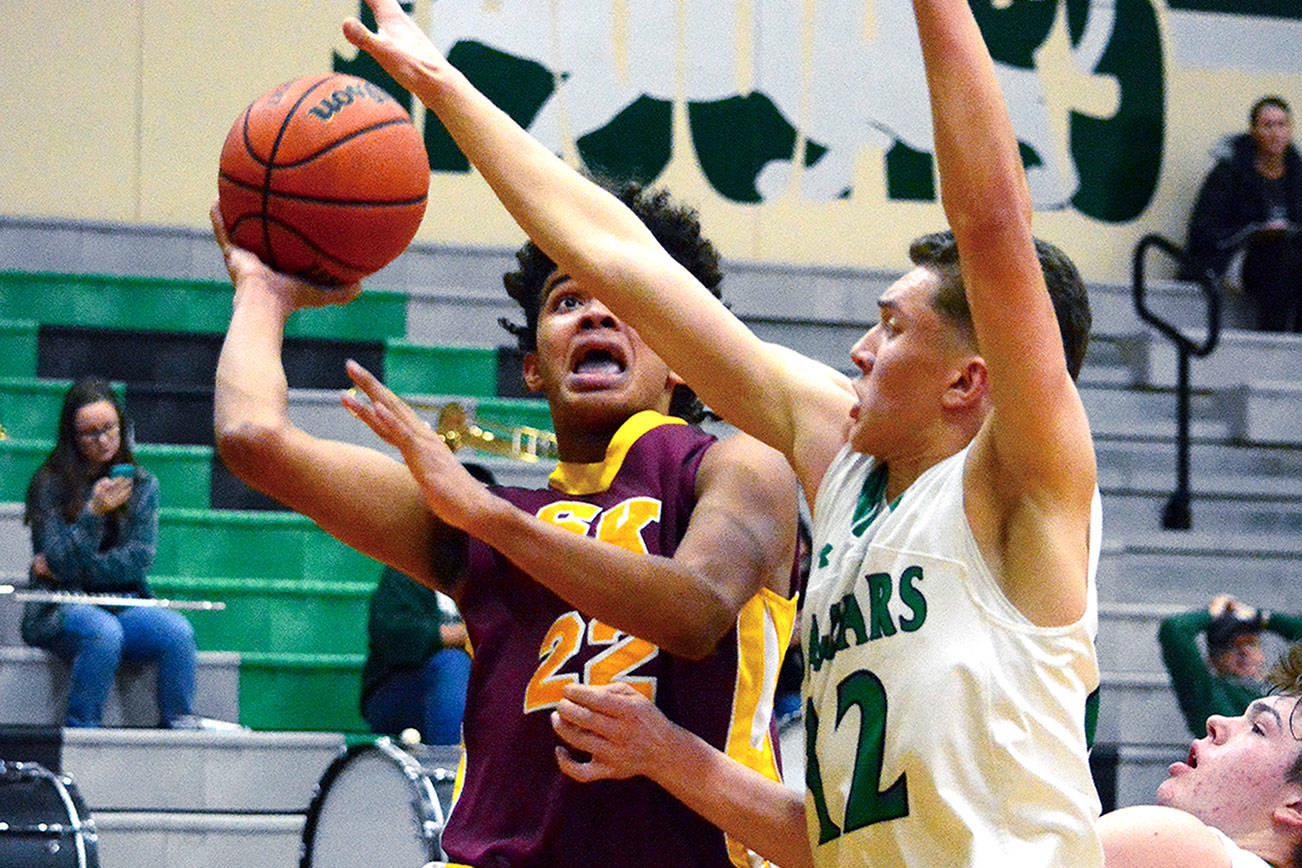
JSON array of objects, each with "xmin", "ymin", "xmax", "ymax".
[{"xmin": 218, "ymin": 73, "xmax": 430, "ymax": 285}]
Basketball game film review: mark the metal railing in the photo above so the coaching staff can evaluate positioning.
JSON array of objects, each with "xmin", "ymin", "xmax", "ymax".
[{"xmin": 1131, "ymin": 234, "xmax": 1221, "ymax": 530}]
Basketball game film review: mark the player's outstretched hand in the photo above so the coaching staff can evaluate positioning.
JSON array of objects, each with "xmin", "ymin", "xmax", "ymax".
[
  {"xmin": 342, "ymin": 359, "xmax": 495, "ymax": 532},
  {"xmin": 343, "ymin": 0, "xmax": 446, "ymax": 96},
  {"xmin": 209, "ymin": 202, "xmax": 360, "ymax": 310},
  {"xmin": 551, "ymin": 683, "xmax": 679, "ymax": 783}
]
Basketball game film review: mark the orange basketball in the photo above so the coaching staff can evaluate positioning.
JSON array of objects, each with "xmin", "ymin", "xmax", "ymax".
[{"xmin": 218, "ymin": 73, "xmax": 430, "ymax": 285}]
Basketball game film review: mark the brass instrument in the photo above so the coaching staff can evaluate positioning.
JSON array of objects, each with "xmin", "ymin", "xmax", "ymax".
[
  {"xmin": 0, "ymin": 420, "xmax": 7, "ymax": 440},
  {"xmin": 428, "ymin": 402, "xmax": 559, "ymax": 464},
  {"xmin": 0, "ymin": 584, "xmax": 225, "ymax": 612}
]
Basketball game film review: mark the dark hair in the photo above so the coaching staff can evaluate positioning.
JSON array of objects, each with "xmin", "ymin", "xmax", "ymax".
[
  {"xmin": 499, "ymin": 180, "xmax": 723, "ymax": 423},
  {"xmin": 1250, "ymin": 95, "xmax": 1291, "ymax": 127},
  {"xmin": 461, "ymin": 461, "xmax": 498, "ymax": 487},
  {"xmin": 1207, "ymin": 608, "xmax": 1265, "ymax": 655},
  {"xmin": 24, "ymin": 378, "xmax": 135, "ymax": 524},
  {"xmin": 907, "ymin": 230, "xmax": 1091, "ymax": 380}
]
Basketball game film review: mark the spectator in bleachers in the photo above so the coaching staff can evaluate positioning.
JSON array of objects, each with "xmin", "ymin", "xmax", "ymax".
[
  {"xmin": 360, "ymin": 464, "xmax": 488, "ymax": 746},
  {"xmin": 1159, "ymin": 593, "xmax": 1302, "ymax": 737},
  {"xmin": 361, "ymin": 565, "xmax": 470, "ymax": 746},
  {"xmin": 1099, "ymin": 639, "xmax": 1302, "ymax": 867},
  {"xmin": 21, "ymin": 378, "xmax": 198, "ymax": 728},
  {"xmin": 1180, "ymin": 96, "xmax": 1302, "ymax": 332}
]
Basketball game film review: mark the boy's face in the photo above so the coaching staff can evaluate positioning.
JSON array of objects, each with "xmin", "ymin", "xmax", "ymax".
[
  {"xmin": 1252, "ymin": 104, "xmax": 1293, "ymax": 161},
  {"xmin": 1211, "ymin": 633, "xmax": 1267, "ymax": 680},
  {"xmin": 1158, "ymin": 695, "xmax": 1302, "ymax": 839},
  {"xmin": 523, "ymin": 273, "xmax": 678, "ymax": 427},
  {"xmin": 844, "ymin": 267, "xmax": 977, "ymax": 458}
]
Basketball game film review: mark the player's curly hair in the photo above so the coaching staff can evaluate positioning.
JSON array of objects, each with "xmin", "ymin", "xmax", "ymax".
[
  {"xmin": 499, "ymin": 179, "xmax": 723, "ymax": 423},
  {"xmin": 907, "ymin": 231, "xmax": 1091, "ymax": 381}
]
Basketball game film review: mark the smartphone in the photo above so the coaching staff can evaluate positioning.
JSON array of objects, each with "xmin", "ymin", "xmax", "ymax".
[{"xmin": 109, "ymin": 463, "xmax": 135, "ymax": 479}]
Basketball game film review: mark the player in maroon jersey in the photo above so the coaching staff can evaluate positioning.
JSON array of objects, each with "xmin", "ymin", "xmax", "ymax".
[{"xmin": 211, "ymin": 176, "xmax": 799, "ymax": 864}]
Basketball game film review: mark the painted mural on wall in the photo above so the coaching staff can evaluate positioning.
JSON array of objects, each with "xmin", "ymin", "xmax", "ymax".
[
  {"xmin": 0, "ymin": 0, "xmax": 1296, "ymax": 280},
  {"xmin": 336, "ymin": 0, "xmax": 1167, "ymax": 223}
]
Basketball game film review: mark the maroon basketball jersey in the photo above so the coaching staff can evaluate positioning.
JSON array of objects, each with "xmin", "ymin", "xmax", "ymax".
[{"xmin": 442, "ymin": 411, "xmax": 793, "ymax": 868}]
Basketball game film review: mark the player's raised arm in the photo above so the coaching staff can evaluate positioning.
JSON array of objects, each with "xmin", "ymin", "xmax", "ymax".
[
  {"xmin": 342, "ymin": 0, "xmax": 854, "ymax": 498},
  {"xmin": 211, "ymin": 207, "xmax": 464, "ymax": 593},
  {"xmin": 343, "ymin": 359, "xmax": 799, "ymax": 659},
  {"xmin": 913, "ymin": 0, "xmax": 1096, "ymax": 623}
]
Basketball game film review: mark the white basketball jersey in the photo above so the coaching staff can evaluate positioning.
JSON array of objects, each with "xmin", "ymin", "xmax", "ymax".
[
  {"xmin": 1210, "ymin": 829, "xmax": 1273, "ymax": 868},
  {"xmin": 802, "ymin": 445, "xmax": 1103, "ymax": 867}
]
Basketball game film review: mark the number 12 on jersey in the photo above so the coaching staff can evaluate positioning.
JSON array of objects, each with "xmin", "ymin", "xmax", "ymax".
[{"xmin": 806, "ymin": 669, "xmax": 909, "ymax": 843}]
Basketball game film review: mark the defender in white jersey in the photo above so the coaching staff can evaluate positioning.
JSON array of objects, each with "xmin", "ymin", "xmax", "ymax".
[
  {"xmin": 802, "ymin": 446, "xmax": 1102, "ymax": 866},
  {"xmin": 340, "ymin": 0, "xmax": 1101, "ymax": 865},
  {"xmin": 1098, "ymin": 641, "xmax": 1302, "ymax": 868}
]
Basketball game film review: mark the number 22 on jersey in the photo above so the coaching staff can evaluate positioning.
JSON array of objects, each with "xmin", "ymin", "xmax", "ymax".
[{"xmin": 523, "ymin": 497, "xmax": 663, "ymax": 713}]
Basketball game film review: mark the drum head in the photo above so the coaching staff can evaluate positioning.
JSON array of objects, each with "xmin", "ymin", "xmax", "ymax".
[{"xmin": 301, "ymin": 741, "xmax": 442, "ymax": 868}]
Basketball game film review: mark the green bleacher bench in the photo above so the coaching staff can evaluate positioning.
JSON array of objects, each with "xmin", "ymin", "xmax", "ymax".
[
  {"xmin": 384, "ymin": 341, "xmax": 500, "ymax": 397},
  {"xmin": 150, "ymin": 576, "xmax": 373, "ymax": 656},
  {"xmin": 0, "ymin": 439, "xmax": 211, "ymax": 508},
  {"xmin": 152, "ymin": 508, "xmax": 385, "ymax": 583},
  {"xmin": 237, "ymin": 651, "xmax": 367, "ymax": 733},
  {"xmin": 0, "ymin": 271, "xmax": 407, "ymax": 341},
  {"xmin": 473, "ymin": 396, "xmax": 553, "ymax": 433},
  {"xmin": 0, "ymin": 319, "xmax": 38, "ymax": 378}
]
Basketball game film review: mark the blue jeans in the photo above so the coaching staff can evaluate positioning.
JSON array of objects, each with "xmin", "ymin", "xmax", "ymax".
[
  {"xmin": 363, "ymin": 648, "xmax": 471, "ymax": 745},
  {"xmin": 45, "ymin": 604, "xmax": 197, "ymax": 728}
]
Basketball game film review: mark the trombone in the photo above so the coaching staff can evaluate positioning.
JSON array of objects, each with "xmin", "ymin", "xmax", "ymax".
[{"xmin": 430, "ymin": 403, "xmax": 558, "ymax": 463}]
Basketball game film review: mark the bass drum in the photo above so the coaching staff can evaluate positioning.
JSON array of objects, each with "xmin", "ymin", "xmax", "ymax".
[
  {"xmin": 0, "ymin": 761, "xmax": 100, "ymax": 868},
  {"xmin": 300, "ymin": 737, "xmax": 460, "ymax": 868}
]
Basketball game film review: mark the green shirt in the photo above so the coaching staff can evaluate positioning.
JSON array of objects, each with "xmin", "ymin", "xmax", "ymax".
[
  {"xmin": 359, "ymin": 566, "xmax": 456, "ymax": 707},
  {"xmin": 1158, "ymin": 608, "xmax": 1302, "ymax": 737}
]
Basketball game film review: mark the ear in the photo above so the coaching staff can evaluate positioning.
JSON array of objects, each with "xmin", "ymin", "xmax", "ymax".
[
  {"xmin": 1272, "ymin": 792, "xmax": 1302, "ymax": 837},
  {"xmin": 941, "ymin": 356, "xmax": 987, "ymax": 411},
  {"xmin": 522, "ymin": 352, "xmax": 545, "ymax": 393}
]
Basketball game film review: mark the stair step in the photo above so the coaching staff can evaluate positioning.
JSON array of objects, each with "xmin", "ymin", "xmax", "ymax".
[
  {"xmin": 1096, "ymin": 672, "xmax": 1195, "ymax": 746},
  {"xmin": 62, "ymin": 727, "xmax": 343, "ymax": 813},
  {"xmin": 0, "ymin": 270, "xmax": 407, "ymax": 341},
  {"xmin": 0, "ymin": 647, "xmax": 239, "ymax": 727},
  {"xmin": 91, "ymin": 810, "xmax": 304, "ymax": 868}
]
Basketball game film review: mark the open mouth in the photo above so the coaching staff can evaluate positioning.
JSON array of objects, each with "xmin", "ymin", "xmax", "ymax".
[
  {"xmin": 573, "ymin": 348, "xmax": 625, "ymax": 375},
  {"xmin": 1187, "ymin": 745, "xmax": 1198, "ymax": 768},
  {"xmin": 569, "ymin": 344, "xmax": 629, "ymax": 385}
]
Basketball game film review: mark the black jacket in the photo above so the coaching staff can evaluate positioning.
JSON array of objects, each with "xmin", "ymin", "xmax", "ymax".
[{"xmin": 1180, "ymin": 133, "xmax": 1302, "ymax": 280}]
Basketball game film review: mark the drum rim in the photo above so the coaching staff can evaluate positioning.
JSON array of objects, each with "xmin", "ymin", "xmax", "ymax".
[
  {"xmin": 298, "ymin": 737, "xmax": 445, "ymax": 868},
  {"xmin": 0, "ymin": 760, "xmax": 100, "ymax": 868}
]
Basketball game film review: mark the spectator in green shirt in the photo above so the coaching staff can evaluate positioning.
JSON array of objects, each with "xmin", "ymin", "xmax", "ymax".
[
  {"xmin": 1159, "ymin": 594, "xmax": 1302, "ymax": 737},
  {"xmin": 358, "ymin": 463, "xmax": 491, "ymax": 745}
]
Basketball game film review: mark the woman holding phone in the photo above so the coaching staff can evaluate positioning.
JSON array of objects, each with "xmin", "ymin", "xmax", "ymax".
[{"xmin": 22, "ymin": 378, "xmax": 198, "ymax": 728}]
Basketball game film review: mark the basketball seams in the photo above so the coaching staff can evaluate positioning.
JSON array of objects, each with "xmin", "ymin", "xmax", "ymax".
[
  {"xmin": 260, "ymin": 75, "xmax": 335, "ymax": 272},
  {"xmin": 226, "ymin": 212, "xmax": 409, "ymax": 281},
  {"xmin": 218, "ymin": 174, "xmax": 427, "ymax": 208},
  {"xmin": 265, "ymin": 118, "xmax": 421, "ymax": 170}
]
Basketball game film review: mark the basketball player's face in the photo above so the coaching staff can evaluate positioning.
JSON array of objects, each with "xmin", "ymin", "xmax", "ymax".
[
  {"xmin": 524, "ymin": 273, "xmax": 677, "ymax": 422},
  {"xmin": 844, "ymin": 269, "xmax": 973, "ymax": 457},
  {"xmin": 1156, "ymin": 695, "xmax": 1302, "ymax": 838}
]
